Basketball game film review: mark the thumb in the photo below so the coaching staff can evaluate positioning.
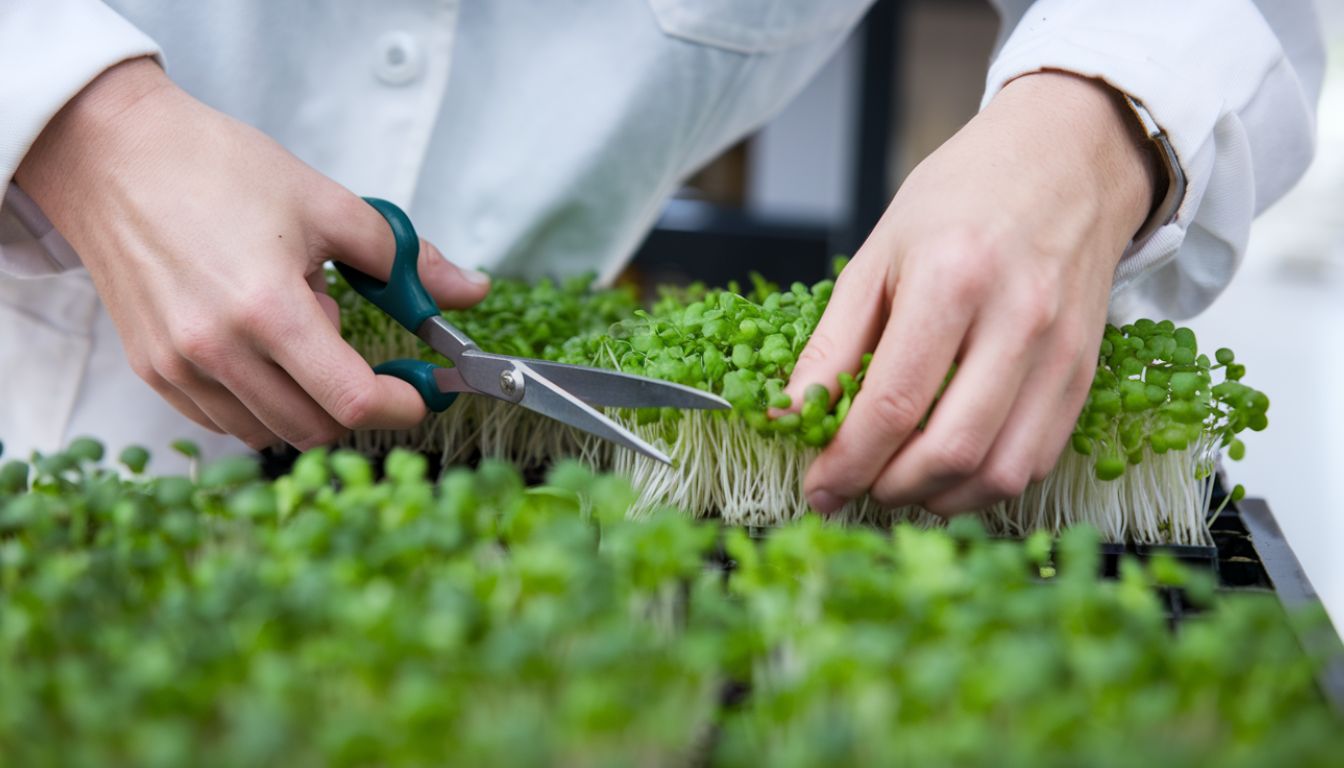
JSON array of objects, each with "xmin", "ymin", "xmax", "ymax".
[
  {"xmin": 416, "ymin": 238, "xmax": 491, "ymax": 310},
  {"xmin": 316, "ymin": 191, "xmax": 490, "ymax": 310},
  {"xmin": 776, "ymin": 260, "xmax": 885, "ymax": 416}
]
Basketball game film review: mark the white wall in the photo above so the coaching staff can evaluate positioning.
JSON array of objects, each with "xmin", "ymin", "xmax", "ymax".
[
  {"xmin": 1186, "ymin": 12, "xmax": 1344, "ymax": 625},
  {"xmin": 746, "ymin": 33, "xmax": 859, "ymax": 222}
]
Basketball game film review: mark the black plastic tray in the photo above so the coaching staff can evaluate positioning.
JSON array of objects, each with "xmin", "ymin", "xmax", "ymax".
[
  {"xmin": 715, "ymin": 484, "xmax": 1343, "ymax": 714},
  {"xmin": 1233, "ymin": 496, "xmax": 1344, "ymax": 712}
]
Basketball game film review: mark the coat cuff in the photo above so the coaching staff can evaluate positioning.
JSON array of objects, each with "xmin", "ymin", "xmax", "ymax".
[
  {"xmin": 1, "ymin": 0, "xmax": 162, "ymax": 277},
  {"xmin": 979, "ymin": 0, "xmax": 1291, "ymax": 306},
  {"xmin": 981, "ymin": 0, "xmax": 1283, "ymax": 222}
]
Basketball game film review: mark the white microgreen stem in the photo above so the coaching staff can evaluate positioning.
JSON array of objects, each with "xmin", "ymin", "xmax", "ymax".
[{"xmin": 337, "ymin": 270, "xmax": 1258, "ymax": 546}]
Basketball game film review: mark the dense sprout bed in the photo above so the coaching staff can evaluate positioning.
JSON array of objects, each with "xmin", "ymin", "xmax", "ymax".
[
  {"xmin": 335, "ymin": 270, "xmax": 1267, "ymax": 544},
  {"xmin": 0, "ymin": 442, "xmax": 1338, "ymax": 766}
]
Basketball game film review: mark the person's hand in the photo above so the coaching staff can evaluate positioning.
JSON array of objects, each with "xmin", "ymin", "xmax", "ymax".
[
  {"xmin": 783, "ymin": 71, "xmax": 1160, "ymax": 516},
  {"xmin": 15, "ymin": 58, "xmax": 491, "ymax": 451}
]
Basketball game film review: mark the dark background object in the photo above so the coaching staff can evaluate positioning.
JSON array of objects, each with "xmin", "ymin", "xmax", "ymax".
[
  {"xmin": 627, "ymin": 0, "xmax": 906, "ymax": 291},
  {"xmin": 627, "ymin": 205, "xmax": 835, "ymax": 288}
]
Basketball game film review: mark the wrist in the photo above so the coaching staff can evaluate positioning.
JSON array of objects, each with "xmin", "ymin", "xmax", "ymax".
[
  {"xmin": 15, "ymin": 57, "xmax": 172, "ymax": 213},
  {"xmin": 992, "ymin": 71, "xmax": 1161, "ymax": 248}
]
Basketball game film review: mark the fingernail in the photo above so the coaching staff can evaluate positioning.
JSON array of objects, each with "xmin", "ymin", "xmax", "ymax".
[
  {"xmin": 460, "ymin": 266, "xmax": 491, "ymax": 286},
  {"xmin": 807, "ymin": 489, "xmax": 845, "ymax": 516}
]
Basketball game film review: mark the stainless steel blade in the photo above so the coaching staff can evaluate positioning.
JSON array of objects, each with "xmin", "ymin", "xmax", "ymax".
[
  {"xmin": 415, "ymin": 316, "xmax": 478, "ymax": 361},
  {"xmin": 512, "ymin": 362, "xmax": 673, "ymax": 465},
  {"xmin": 514, "ymin": 359, "xmax": 731, "ymax": 411},
  {"xmin": 431, "ymin": 366, "xmax": 471, "ymax": 393},
  {"xmin": 426, "ymin": 341, "xmax": 692, "ymax": 465}
]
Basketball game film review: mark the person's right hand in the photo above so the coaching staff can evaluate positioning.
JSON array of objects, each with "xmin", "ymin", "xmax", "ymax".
[{"xmin": 15, "ymin": 57, "xmax": 491, "ymax": 451}]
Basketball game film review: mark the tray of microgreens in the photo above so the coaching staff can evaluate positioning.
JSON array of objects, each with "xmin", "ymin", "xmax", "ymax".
[
  {"xmin": 0, "ymin": 440, "xmax": 1339, "ymax": 766},
  {"xmin": 335, "ymin": 264, "xmax": 1268, "ymax": 547}
]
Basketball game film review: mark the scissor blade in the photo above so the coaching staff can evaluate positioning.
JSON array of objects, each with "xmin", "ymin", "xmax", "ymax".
[
  {"xmin": 513, "ymin": 362, "xmax": 674, "ymax": 465},
  {"xmin": 516, "ymin": 359, "xmax": 731, "ymax": 411}
]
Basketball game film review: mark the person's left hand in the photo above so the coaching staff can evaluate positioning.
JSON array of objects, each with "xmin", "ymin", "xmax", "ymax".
[{"xmin": 782, "ymin": 71, "xmax": 1160, "ymax": 516}]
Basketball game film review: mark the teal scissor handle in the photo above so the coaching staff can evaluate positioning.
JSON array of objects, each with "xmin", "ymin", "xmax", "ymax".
[
  {"xmin": 373, "ymin": 359, "xmax": 458, "ymax": 413},
  {"xmin": 338, "ymin": 198, "xmax": 457, "ymax": 413},
  {"xmin": 334, "ymin": 198, "xmax": 438, "ymax": 333}
]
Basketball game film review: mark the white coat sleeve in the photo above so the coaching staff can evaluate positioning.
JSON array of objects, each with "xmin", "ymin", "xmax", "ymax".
[
  {"xmin": 0, "ymin": 0, "xmax": 161, "ymax": 278},
  {"xmin": 983, "ymin": 0, "xmax": 1325, "ymax": 320}
]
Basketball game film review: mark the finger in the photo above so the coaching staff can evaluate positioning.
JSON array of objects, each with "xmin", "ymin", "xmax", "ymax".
[
  {"xmin": 416, "ymin": 238, "xmax": 491, "ymax": 310},
  {"xmin": 311, "ymin": 191, "xmax": 404, "ymax": 279},
  {"xmin": 186, "ymin": 382, "xmax": 283, "ymax": 451},
  {"xmin": 128, "ymin": 328, "xmax": 231, "ymax": 436},
  {"xmin": 775, "ymin": 258, "xmax": 886, "ymax": 415},
  {"xmin": 153, "ymin": 363, "xmax": 281, "ymax": 451},
  {"xmin": 315, "ymin": 291, "xmax": 340, "ymax": 329},
  {"xmin": 868, "ymin": 313, "xmax": 1035, "ymax": 508},
  {"xmin": 802, "ymin": 262, "xmax": 976, "ymax": 514},
  {"xmin": 262, "ymin": 287, "xmax": 429, "ymax": 432},
  {"xmin": 160, "ymin": 320, "xmax": 311, "ymax": 449},
  {"xmin": 210, "ymin": 355, "xmax": 350, "ymax": 451},
  {"xmin": 142, "ymin": 374, "xmax": 226, "ymax": 435},
  {"xmin": 133, "ymin": 337, "xmax": 277, "ymax": 445},
  {"xmin": 313, "ymin": 191, "xmax": 490, "ymax": 309},
  {"xmin": 921, "ymin": 347, "xmax": 1089, "ymax": 514},
  {"xmin": 307, "ymin": 271, "xmax": 341, "ymax": 330}
]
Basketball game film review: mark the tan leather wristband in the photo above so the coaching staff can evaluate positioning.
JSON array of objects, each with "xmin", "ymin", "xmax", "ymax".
[{"xmin": 1122, "ymin": 93, "xmax": 1186, "ymax": 244}]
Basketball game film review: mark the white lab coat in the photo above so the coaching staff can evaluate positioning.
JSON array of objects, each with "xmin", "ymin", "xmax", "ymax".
[{"xmin": 0, "ymin": 0, "xmax": 1324, "ymax": 471}]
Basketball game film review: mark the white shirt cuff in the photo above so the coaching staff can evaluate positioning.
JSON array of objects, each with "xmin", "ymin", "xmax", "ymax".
[{"xmin": 981, "ymin": 0, "xmax": 1315, "ymax": 319}]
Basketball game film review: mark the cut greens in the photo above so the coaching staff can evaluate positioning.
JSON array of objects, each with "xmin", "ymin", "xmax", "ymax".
[
  {"xmin": 335, "ymin": 268, "xmax": 1266, "ymax": 545},
  {"xmin": 0, "ymin": 443, "xmax": 1338, "ymax": 766}
]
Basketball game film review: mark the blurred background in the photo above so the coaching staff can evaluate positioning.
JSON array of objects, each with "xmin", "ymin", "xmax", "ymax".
[{"xmin": 629, "ymin": 0, "xmax": 1344, "ymax": 626}]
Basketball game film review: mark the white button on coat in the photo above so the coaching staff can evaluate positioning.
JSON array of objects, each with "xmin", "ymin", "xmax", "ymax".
[
  {"xmin": 373, "ymin": 31, "xmax": 424, "ymax": 86},
  {"xmin": 0, "ymin": 0, "xmax": 1325, "ymax": 469}
]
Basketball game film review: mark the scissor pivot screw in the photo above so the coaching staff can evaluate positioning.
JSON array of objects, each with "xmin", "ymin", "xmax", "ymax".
[{"xmin": 499, "ymin": 370, "xmax": 520, "ymax": 396}]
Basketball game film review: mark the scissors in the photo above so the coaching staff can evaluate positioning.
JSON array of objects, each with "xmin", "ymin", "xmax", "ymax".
[{"xmin": 335, "ymin": 198, "xmax": 731, "ymax": 465}]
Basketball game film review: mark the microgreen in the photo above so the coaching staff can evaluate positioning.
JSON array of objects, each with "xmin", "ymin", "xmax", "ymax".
[
  {"xmin": 0, "ymin": 441, "xmax": 1337, "ymax": 765},
  {"xmin": 333, "ymin": 270, "xmax": 1265, "ymax": 543}
]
